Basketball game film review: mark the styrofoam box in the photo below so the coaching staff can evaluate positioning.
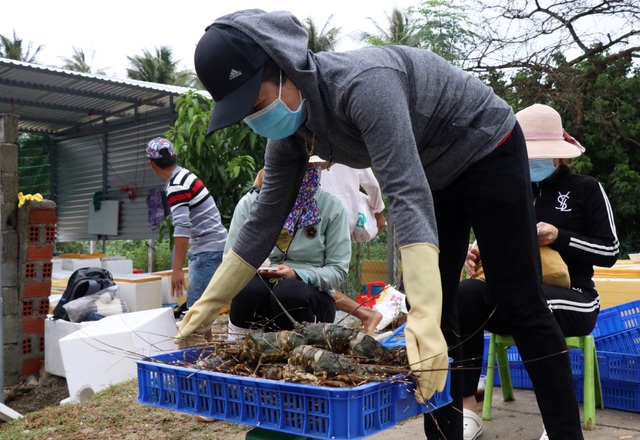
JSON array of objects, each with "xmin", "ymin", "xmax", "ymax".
[
  {"xmin": 51, "ymin": 258, "xmax": 63, "ymax": 272},
  {"xmin": 44, "ymin": 317, "xmax": 93, "ymax": 377},
  {"xmin": 101, "ymin": 256, "xmax": 133, "ymax": 274},
  {"xmin": 59, "ymin": 308, "xmax": 177, "ymax": 403},
  {"xmin": 61, "ymin": 258, "xmax": 102, "ymax": 271},
  {"xmin": 152, "ymin": 269, "xmax": 189, "ymax": 305},
  {"xmin": 113, "ymin": 274, "xmax": 163, "ymax": 312},
  {"xmin": 52, "ymin": 269, "xmax": 74, "ymax": 281}
]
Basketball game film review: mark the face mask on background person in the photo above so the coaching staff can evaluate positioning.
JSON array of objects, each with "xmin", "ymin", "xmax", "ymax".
[
  {"xmin": 529, "ymin": 158, "xmax": 557, "ymax": 182},
  {"xmin": 244, "ymin": 71, "xmax": 306, "ymax": 140}
]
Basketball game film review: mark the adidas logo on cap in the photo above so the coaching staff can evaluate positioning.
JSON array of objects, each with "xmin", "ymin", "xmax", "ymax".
[{"xmin": 229, "ymin": 69, "xmax": 242, "ymax": 80}]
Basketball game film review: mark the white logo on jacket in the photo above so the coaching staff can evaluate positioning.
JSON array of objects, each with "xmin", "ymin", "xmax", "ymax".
[{"xmin": 556, "ymin": 191, "xmax": 571, "ymax": 212}]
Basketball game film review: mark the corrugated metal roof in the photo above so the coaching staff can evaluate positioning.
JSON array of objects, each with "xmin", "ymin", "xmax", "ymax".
[
  {"xmin": 0, "ymin": 57, "xmax": 196, "ymax": 135},
  {"xmin": 0, "ymin": 58, "xmax": 213, "ymax": 242}
]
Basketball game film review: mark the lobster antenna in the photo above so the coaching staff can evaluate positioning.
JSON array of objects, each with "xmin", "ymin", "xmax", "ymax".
[{"xmin": 256, "ymin": 273, "xmax": 299, "ymax": 327}]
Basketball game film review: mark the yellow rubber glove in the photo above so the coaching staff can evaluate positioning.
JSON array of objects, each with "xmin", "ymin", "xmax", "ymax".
[
  {"xmin": 174, "ymin": 249, "xmax": 255, "ymax": 348},
  {"xmin": 400, "ymin": 243, "xmax": 449, "ymax": 402},
  {"xmin": 17, "ymin": 192, "xmax": 43, "ymax": 208}
]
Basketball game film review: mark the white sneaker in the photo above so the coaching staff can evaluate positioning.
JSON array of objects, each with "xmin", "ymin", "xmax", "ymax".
[
  {"xmin": 539, "ymin": 428, "xmax": 548, "ymax": 440},
  {"xmin": 463, "ymin": 408, "xmax": 483, "ymax": 440}
]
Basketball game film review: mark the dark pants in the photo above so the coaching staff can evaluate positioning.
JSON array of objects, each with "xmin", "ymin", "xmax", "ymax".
[
  {"xmin": 458, "ymin": 279, "xmax": 600, "ymax": 397},
  {"xmin": 229, "ymin": 276, "xmax": 336, "ymax": 331},
  {"xmin": 423, "ymin": 123, "xmax": 583, "ymax": 440}
]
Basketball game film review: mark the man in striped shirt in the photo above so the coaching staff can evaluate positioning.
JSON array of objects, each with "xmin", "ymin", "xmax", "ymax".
[{"xmin": 146, "ymin": 137, "xmax": 228, "ymax": 309}]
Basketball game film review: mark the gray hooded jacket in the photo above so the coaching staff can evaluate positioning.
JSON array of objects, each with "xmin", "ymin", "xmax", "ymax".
[{"xmin": 214, "ymin": 9, "xmax": 516, "ymax": 268}]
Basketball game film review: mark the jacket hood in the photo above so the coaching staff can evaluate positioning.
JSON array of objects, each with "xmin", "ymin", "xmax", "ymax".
[{"xmin": 212, "ymin": 9, "xmax": 323, "ymax": 109}]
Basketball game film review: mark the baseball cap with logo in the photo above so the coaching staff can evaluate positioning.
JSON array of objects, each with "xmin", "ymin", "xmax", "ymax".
[{"xmin": 195, "ymin": 24, "xmax": 270, "ymax": 135}]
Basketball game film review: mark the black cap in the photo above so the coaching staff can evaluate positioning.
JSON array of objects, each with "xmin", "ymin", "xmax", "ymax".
[{"xmin": 194, "ymin": 25, "xmax": 270, "ymax": 135}]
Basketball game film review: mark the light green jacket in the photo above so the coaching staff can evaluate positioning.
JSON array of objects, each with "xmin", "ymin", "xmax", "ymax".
[{"xmin": 224, "ymin": 188, "xmax": 351, "ymax": 295}]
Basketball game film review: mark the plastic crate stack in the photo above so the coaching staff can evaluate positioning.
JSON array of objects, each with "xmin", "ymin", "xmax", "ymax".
[
  {"xmin": 480, "ymin": 300, "xmax": 640, "ymax": 404},
  {"xmin": 587, "ymin": 300, "xmax": 640, "ymax": 412}
]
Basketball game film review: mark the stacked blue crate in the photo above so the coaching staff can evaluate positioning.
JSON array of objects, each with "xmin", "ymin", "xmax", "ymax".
[
  {"xmin": 587, "ymin": 300, "xmax": 640, "ymax": 412},
  {"xmin": 480, "ymin": 334, "xmax": 583, "ymax": 389},
  {"xmin": 477, "ymin": 301, "xmax": 640, "ymax": 411}
]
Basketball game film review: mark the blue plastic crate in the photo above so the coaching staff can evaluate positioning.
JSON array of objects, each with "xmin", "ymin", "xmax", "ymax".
[
  {"xmin": 597, "ymin": 351, "xmax": 640, "ymax": 382},
  {"xmin": 592, "ymin": 300, "xmax": 640, "ymax": 338},
  {"xmin": 137, "ymin": 348, "xmax": 452, "ymax": 440},
  {"xmin": 595, "ymin": 328, "xmax": 640, "ymax": 355},
  {"xmin": 575, "ymin": 376, "xmax": 640, "ymax": 412},
  {"xmin": 481, "ymin": 335, "xmax": 584, "ymax": 389}
]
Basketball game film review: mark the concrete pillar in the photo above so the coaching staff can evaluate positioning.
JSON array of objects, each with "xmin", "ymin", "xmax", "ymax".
[
  {"xmin": 1, "ymin": 114, "xmax": 20, "ymax": 385},
  {"xmin": 1, "ymin": 114, "xmax": 57, "ymax": 385}
]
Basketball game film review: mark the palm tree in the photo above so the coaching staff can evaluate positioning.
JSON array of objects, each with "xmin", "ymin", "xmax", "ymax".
[
  {"xmin": 126, "ymin": 46, "xmax": 196, "ymax": 86},
  {"xmin": 361, "ymin": 7, "xmax": 421, "ymax": 47},
  {"xmin": 0, "ymin": 30, "xmax": 44, "ymax": 63},
  {"xmin": 304, "ymin": 15, "xmax": 342, "ymax": 53},
  {"xmin": 60, "ymin": 47, "xmax": 108, "ymax": 75}
]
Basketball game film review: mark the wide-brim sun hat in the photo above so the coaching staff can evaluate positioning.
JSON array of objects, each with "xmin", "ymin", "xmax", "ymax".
[
  {"xmin": 194, "ymin": 24, "xmax": 270, "ymax": 135},
  {"xmin": 516, "ymin": 104, "xmax": 585, "ymax": 159}
]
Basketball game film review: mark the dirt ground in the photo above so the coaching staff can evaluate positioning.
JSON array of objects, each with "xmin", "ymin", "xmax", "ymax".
[
  {"xmin": 0, "ymin": 313, "xmax": 407, "ymax": 439},
  {"xmin": 4, "ymin": 373, "xmax": 69, "ymax": 415}
]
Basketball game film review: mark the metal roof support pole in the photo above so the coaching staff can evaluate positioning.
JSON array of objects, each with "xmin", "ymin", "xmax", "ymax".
[{"xmin": 101, "ymin": 118, "xmax": 109, "ymax": 253}]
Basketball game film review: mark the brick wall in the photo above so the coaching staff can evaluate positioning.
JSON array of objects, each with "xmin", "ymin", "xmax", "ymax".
[
  {"xmin": 2, "ymin": 113, "xmax": 58, "ymax": 385},
  {"xmin": 18, "ymin": 203, "xmax": 57, "ymax": 378}
]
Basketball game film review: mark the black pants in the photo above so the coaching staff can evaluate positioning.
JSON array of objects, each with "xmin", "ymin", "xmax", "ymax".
[
  {"xmin": 423, "ymin": 123, "xmax": 583, "ymax": 440},
  {"xmin": 229, "ymin": 276, "xmax": 336, "ymax": 331},
  {"xmin": 458, "ymin": 278, "xmax": 600, "ymax": 398}
]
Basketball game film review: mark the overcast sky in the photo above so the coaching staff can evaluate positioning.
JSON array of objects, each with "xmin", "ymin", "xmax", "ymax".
[{"xmin": 1, "ymin": 0, "xmax": 418, "ymax": 79}]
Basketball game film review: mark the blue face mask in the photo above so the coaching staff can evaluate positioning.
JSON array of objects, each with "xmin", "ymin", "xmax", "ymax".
[
  {"xmin": 244, "ymin": 71, "xmax": 306, "ymax": 140},
  {"xmin": 529, "ymin": 159, "xmax": 557, "ymax": 182}
]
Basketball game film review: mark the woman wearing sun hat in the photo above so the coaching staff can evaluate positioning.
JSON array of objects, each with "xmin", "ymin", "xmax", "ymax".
[
  {"xmin": 176, "ymin": 10, "xmax": 586, "ymax": 439},
  {"xmin": 458, "ymin": 104, "xmax": 619, "ymax": 440}
]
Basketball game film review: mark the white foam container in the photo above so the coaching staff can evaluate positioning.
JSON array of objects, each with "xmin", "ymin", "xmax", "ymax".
[
  {"xmin": 44, "ymin": 317, "xmax": 93, "ymax": 377},
  {"xmin": 61, "ymin": 258, "xmax": 102, "ymax": 271},
  {"xmin": 59, "ymin": 308, "xmax": 177, "ymax": 403},
  {"xmin": 51, "ymin": 258, "xmax": 63, "ymax": 272},
  {"xmin": 101, "ymin": 256, "xmax": 133, "ymax": 275},
  {"xmin": 152, "ymin": 269, "xmax": 189, "ymax": 305},
  {"xmin": 113, "ymin": 274, "xmax": 163, "ymax": 312}
]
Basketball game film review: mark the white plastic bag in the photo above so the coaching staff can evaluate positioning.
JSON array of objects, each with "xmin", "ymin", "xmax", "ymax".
[
  {"xmin": 63, "ymin": 285, "xmax": 128, "ymax": 322},
  {"xmin": 372, "ymin": 285, "xmax": 408, "ymax": 332},
  {"xmin": 351, "ymin": 191, "xmax": 379, "ymax": 243}
]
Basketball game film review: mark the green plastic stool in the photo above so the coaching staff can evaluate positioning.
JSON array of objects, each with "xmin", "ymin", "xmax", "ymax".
[
  {"xmin": 482, "ymin": 333, "xmax": 603, "ymax": 429},
  {"xmin": 245, "ymin": 427, "xmax": 309, "ymax": 439}
]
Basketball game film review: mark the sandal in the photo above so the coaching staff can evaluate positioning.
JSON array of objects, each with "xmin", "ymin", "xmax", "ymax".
[{"xmin": 463, "ymin": 408, "xmax": 483, "ymax": 440}]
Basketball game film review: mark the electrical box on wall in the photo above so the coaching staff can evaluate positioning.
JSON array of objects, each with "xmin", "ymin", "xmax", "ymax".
[{"xmin": 87, "ymin": 200, "xmax": 119, "ymax": 236}]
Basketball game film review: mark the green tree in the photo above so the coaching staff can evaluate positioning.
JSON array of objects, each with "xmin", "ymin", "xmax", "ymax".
[
  {"xmin": 17, "ymin": 134, "xmax": 51, "ymax": 199},
  {"xmin": 126, "ymin": 46, "xmax": 196, "ymax": 86},
  {"xmin": 412, "ymin": 0, "xmax": 477, "ymax": 65},
  {"xmin": 361, "ymin": 7, "xmax": 421, "ymax": 47},
  {"xmin": 304, "ymin": 15, "xmax": 342, "ymax": 53},
  {"xmin": 164, "ymin": 90, "xmax": 267, "ymax": 228},
  {"xmin": 472, "ymin": 0, "xmax": 640, "ymax": 252},
  {"xmin": 0, "ymin": 30, "xmax": 43, "ymax": 62},
  {"xmin": 60, "ymin": 47, "xmax": 107, "ymax": 75}
]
